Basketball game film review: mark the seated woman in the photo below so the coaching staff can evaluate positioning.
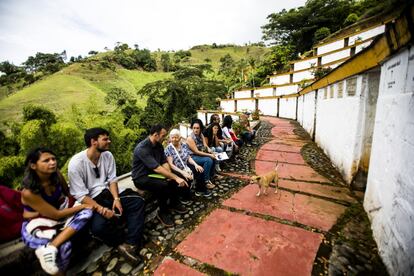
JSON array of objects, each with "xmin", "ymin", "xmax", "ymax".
[
  {"xmin": 165, "ymin": 129, "xmax": 212, "ymax": 198},
  {"xmin": 21, "ymin": 147, "xmax": 94, "ymax": 275},
  {"xmin": 239, "ymin": 113, "xmax": 256, "ymax": 146},
  {"xmin": 222, "ymin": 115, "xmax": 243, "ymax": 154},
  {"xmin": 203, "ymin": 122, "xmax": 226, "ymax": 172},
  {"xmin": 186, "ymin": 119, "xmax": 217, "ymax": 189}
]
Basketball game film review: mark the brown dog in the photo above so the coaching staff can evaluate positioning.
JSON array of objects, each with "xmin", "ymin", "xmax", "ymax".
[{"xmin": 250, "ymin": 162, "xmax": 279, "ymax": 196}]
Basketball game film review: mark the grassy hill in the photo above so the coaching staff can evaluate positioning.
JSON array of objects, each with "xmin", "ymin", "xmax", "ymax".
[{"xmin": 0, "ymin": 45, "xmax": 269, "ymax": 126}]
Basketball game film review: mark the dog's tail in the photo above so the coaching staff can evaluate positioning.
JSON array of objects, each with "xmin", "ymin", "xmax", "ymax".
[{"xmin": 275, "ymin": 161, "xmax": 279, "ymax": 171}]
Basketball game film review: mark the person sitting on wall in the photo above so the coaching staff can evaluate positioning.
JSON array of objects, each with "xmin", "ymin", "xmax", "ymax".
[
  {"xmin": 68, "ymin": 128, "xmax": 145, "ymax": 263},
  {"xmin": 222, "ymin": 115, "xmax": 243, "ymax": 153},
  {"xmin": 165, "ymin": 129, "xmax": 212, "ymax": 198},
  {"xmin": 21, "ymin": 147, "xmax": 94, "ymax": 275},
  {"xmin": 187, "ymin": 119, "xmax": 218, "ymax": 189},
  {"xmin": 204, "ymin": 114, "xmax": 233, "ymax": 153},
  {"xmin": 239, "ymin": 112, "xmax": 256, "ymax": 146},
  {"xmin": 203, "ymin": 122, "xmax": 226, "ymax": 172},
  {"xmin": 131, "ymin": 124, "xmax": 188, "ymax": 227}
]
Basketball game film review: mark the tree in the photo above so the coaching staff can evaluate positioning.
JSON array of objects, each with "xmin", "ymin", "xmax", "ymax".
[
  {"xmin": 161, "ymin": 53, "xmax": 171, "ymax": 72},
  {"xmin": 23, "ymin": 52, "xmax": 65, "ymax": 74},
  {"xmin": 139, "ymin": 66, "xmax": 226, "ymax": 129},
  {"xmin": 262, "ymin": 0, "xmax": 353, "ymax": 54},
  {"xmin": 88, "ymin": 50, "xmax": 99, "ymax": 55}
]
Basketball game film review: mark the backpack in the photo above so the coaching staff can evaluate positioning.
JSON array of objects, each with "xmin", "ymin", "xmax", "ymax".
[{"xmin": 0, "ymin": 186, "xmax": 23, "ymax": 243}]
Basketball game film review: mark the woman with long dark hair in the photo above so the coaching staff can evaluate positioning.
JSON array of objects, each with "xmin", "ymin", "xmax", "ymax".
[
  {"xmin": 21, "ymin": 147, "xmax": 94, "ymax": 275},
  {"xmin": 186, "ymin": 119, "xmax": 217, "ymax": 189}
]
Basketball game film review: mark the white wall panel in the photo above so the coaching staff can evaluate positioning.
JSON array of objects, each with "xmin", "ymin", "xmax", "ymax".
[
  {"xmin": 270, "ymin": 74, "xmax": 290, "ymax": 85},
  {"xmin": 364, "ymin": 48, "xmax": 414, "ymax": 276},
  {"xmin": 276, "ymin": 84, "xmax": 299, "ymax": 96},
  {"xmin": 234, "ymin": 90, "xmax": 251, "ymax": 99},
  {"xmin": 322, "ymin": 49, "xmax": 350, "ymax": 65},
  {"xmin": 258, "ymin": 99, "xmax": 278, "ymax": 116},
  {"xmin": 279, "ymin": 97, "xmax": 296, "ymax": 119},
  {"xmin": 220, "ymin": 100, "xmax": 235, "ymax": 113},
  {"xmin": 317, "ymin": 39, "xmax": 345, "ymax": 55},
  {"xmin": 293, "ymin": 70, "xmax": 314, "ymax": 82},
  {"xmin": 349, "ymin": 25, "xmax": 385, "ymax": 45},
  {"xmin": 294, "ymin": 58, "xmax": 318, "ymax": 71},
  {"xmin": 236, "ymin": 99, "xmax": 255, "ymax": 112}
]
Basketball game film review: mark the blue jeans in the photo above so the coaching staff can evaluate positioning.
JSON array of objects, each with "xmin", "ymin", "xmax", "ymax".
[{"xmin": 192, "ymin": 155, "xmax": 215, "ymax": 182}]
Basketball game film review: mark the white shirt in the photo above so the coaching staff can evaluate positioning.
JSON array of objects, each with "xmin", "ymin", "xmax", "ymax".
[{"xmin": 68, "ymin": 149, "xmax": 122, "ymax": 202}]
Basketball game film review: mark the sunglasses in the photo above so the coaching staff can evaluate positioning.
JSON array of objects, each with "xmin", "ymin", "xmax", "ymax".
[{"xmin": 93, "ymin": 167, "xmax": 100, "ymax": 178}]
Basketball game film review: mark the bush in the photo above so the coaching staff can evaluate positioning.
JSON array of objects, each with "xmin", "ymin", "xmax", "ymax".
[
  {"xmin": 314, "ymin": 27, "xmax": 331, "ymax": 43},
  {"xmin": 344, "ymin": 13, "xmax": 359, "ymax": 26},
  {"xmin": 19, "ymin": 120, "xmax": 47, "ymax": 153},
  {"xmin": 49, "ymin": 122, "xmax": 84, "ymax": 166},
  {"xmin": 0, "ymin": 155, "xmax": 25, "ymax": 188},
  {"xmin": 23, "ymin": 104, "xmax": 56, "ymax": 126}
]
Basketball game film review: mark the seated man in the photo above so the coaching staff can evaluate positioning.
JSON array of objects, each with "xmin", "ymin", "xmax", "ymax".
[
  {"xmin": 68, "ymin": 128, "xmax": 145, "ymax": 263},
  {"xmin": 131, "ymin": 124, "xmax": 188, "ymax": 227}
]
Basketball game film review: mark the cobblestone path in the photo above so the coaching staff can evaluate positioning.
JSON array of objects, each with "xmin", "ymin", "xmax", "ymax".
[{"xmin": 73, "ymin": 117, "xmax": 387, "ymax": 276}]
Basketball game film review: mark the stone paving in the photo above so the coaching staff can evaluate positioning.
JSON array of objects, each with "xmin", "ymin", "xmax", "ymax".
[{"xmin": 70, "ymin": 116, "xmax": 388, "ymax": 276}]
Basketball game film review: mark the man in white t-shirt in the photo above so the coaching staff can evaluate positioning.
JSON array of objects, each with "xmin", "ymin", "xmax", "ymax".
[{"xmin": 68, "ymin": 128, "xmax": 144, "ymax": 263}]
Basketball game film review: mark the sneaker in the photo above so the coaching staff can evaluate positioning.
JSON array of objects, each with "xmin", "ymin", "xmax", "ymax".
[
  {"xmin": 35, "ymin": 244, "xmax": 59, "ymax": 275},
  {"xmin": 157, "ymin": 211, "xmax": 174, "ymax": 227},
  {"xmin": 170, "ymin": 203, "xmax": 187, "ymax": 214},
  {"xmin": 195, "ymin": 190, "xmax": 212, "ymax": 198},
  {"xmin": 118, "ymin": 243, "xmax": 142, "ymax": 263},
  {"xmin": 179, "ymin": 198, "xmax": 192, "ymax": 205}
]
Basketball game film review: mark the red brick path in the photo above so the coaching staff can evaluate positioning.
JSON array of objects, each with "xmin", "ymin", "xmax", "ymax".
[{"xmin": 154, "ymin": 117, "xmax": 351, "ymax": 276}]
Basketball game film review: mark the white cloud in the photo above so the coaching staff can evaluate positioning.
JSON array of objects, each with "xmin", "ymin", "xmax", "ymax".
[{"xmin": 0, "ymin": 0, "xmax": 306, "ymax": 65}]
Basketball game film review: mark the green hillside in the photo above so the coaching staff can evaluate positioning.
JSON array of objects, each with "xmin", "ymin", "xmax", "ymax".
[
  {"xmin": 0, "ymin": 45, "xmax": 269, "ymax": 126},
  {"xmin": 0, "ymin": 64, "xmax": 172, "ymax": 125}
]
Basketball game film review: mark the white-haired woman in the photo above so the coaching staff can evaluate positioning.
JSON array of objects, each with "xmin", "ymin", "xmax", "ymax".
[{"xmin": 165, "ymin": 129, "xmax": 212, "ymax": 198}]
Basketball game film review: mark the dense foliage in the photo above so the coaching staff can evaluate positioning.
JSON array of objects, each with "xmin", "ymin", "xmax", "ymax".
[
  {"xmin": 261, "ymin": 0, "xmax": 405, "ymax": 55},
  {"xmin": 139, "ymin": 65, "xmax": 226, "ymax": 129}
]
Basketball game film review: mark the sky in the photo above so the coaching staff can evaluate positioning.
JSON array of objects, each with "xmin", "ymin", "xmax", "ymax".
[{"xmin": 0, "ymin": 0, "xmax": 306, "ymax": 65}]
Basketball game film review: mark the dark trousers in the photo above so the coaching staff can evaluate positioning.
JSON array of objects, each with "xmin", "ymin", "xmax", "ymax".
[
  {"xmin": 133, "ymin": 176, "xmax": 180, "ymax": 214},
  {"xmin": 91, "ymin": 189, "xmax": 145, "ymax": 247}
]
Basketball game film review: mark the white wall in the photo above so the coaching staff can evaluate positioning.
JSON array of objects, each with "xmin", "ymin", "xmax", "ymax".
[
  {"xmin": 234, "ymin": 90, "xmax": 251, "ymax": 99},
  {"xmin": 349, "ymin": 25, "xmax": 385, "ymax": 45},
  {"xmin": 356, "ymin": 40, "xmax": 372, "ymax": 53},
  {"xmin": 314, "ymin": 76, "xmax": 364, "ymax": 183},
  {"xmin": 270, "ymin": 74, "xmax": 290, "ymax": 85},
  {"xmin": 236, "ymin": 99, "xmax": 255, "ymax": 112},
  {"xmin": 220, "ymin": 100, "xmax": 235, "ymax": 113},
  {"xmin": 279, "ymin": 97, "xmax": 297, "ymax": 119},
  {"xmin": 364, "ymin": 47, "xmax": 414, "ymax": 276},
  {"xmin": 299, "ymin": 91, "xmax": 317, "ymax": 137},
  {"xmin": 317, "ymin": 39, "xmax": 345, "ymax": 55},
  {"xmin": 276, "ymin": 84, "xmax": 299, "ymax": 96},
  {"xmin": 294, "ymin": 58, "xmax": 318, "ymax": 71},
  {"xmin": 322, "ymin": 48, "xmax": 350, "ymax": 65},
  {"xmin": 293, "ymin": 70, "xmax": 314, "ymax": 82},
  {"xmin": 258, "ymin": 98, "xmax": 278, "ymax": 116},
  {"xmin": 254, "ymin": 87, "xmax": 274, "ymax": 97}
]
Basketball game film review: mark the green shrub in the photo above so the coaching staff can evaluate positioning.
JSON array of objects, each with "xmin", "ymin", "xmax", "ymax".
[
  {"xmin": 23, "ymin": 104, "xmax": 56, "ymax": 126},
  {"xmin": 19, "ymin": 119, "xmax": 47, "ymax": 153},
  {"xmin": 49, "ymin": 122, "xmax": 84, "ymax": 166},
  {"xmin": 0, "ymin": 155, "xmax": 25, "ymax": 188}
]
